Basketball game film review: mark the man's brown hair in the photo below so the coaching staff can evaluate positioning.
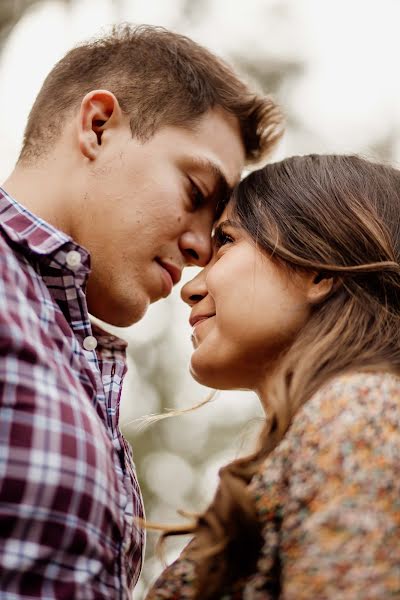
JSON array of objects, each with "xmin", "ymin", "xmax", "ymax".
[{"xmin": 19, "ymin": 24, "xmax": 283, "ymax": 164}]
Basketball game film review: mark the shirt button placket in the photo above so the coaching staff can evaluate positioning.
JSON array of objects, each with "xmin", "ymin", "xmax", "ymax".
[
  {"xmin": 66, "ymin": 250, "xmax": 82, "ymax": 270},
  {"xmin": 83, "ymin": 335, "xmax": 98, "ymax": 351}
]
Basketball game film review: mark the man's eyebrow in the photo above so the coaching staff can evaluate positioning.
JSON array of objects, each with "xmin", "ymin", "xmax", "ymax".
[
  {"xmin": 188, "ymin": 156, "xmax": 236, "ymax": 219},
  {"xmin": 188, "ymin": 156, "xmax": 235, "ymax": 195}
]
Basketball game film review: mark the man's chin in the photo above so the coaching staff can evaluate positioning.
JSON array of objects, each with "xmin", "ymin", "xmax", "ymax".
[{"xmin": 88, "ymin": 295, "xmax": 150, "ymax": 327}]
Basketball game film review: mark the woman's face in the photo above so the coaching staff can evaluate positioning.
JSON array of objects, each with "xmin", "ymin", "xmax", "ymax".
[{"xmin": 181, "ymin": 206, "xmax": 315, "ymax": 391}]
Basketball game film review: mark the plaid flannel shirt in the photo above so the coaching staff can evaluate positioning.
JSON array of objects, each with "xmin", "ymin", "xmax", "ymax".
[{"xmin": 0, "ymin": 187, "xmax": 145, "ymax": 599}]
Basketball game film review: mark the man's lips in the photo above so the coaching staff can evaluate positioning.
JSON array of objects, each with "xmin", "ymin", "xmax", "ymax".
[
  {"xmin": 156, "ymin": 259, "xmax": 182, "ymax": 296},
  {"xmin": 156, "ymin": 260, "xmax": 182, "ymax": 285},
  {"xmin": 189, "ymin": 313, "xmax": 216, "ymax": 328}
]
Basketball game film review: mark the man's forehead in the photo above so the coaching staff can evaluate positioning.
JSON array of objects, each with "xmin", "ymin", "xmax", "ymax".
[{"xmin": 187, "ymin": 107, "xmax": 245, "ymax": 183}]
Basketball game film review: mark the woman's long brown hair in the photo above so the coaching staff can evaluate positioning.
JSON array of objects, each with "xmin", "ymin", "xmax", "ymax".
[{"xmin": 151, "ymin": 155, "xmax": 400, "ymax": 599}]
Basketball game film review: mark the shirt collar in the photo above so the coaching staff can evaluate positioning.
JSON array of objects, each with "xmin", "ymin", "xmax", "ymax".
[
  {"xmin": 0, "ymin": 187, "xmax": 129, "ymax": 354},
  {"xmin": 0, "ymin": 186, "xmax": 89, "ymax": 263}
]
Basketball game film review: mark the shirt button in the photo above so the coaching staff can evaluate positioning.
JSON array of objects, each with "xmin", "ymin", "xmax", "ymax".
[
  {"xmin": 83, "ymin": 335, "xmax": 97, "ymax": 351},
  {"xmin": 66, "ymin": 250, "xmax": 82, "ymax": 270}
]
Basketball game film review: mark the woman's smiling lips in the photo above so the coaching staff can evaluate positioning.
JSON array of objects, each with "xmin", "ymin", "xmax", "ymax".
[
  {"xmin": 189, "ymin": 313, "xmax": 216, "ymax": 328},
  {"xmin": 190, "ymin": 314, "xmax": 216, "ymax": 348}
]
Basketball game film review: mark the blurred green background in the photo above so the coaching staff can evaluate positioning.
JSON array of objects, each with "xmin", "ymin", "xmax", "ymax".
[{"xmin": 1, "ymin": 1, "xmax": 400, "ymax": 597}]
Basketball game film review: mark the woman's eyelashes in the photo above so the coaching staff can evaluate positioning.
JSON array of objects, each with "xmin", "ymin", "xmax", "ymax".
[{"xmin": 213, "ymin": 224, "xmax": 234, "ymax": 250}]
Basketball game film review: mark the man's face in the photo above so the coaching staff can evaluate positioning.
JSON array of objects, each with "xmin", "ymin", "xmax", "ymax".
[{"xmin": 73, "ymin": 107, "xmax": 245, "ymax": 326}]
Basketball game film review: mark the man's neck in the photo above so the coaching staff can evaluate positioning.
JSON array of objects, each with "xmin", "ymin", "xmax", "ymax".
[{"xmin": 2, "ymin": 162, "xmax": 74, "ymax": 237}]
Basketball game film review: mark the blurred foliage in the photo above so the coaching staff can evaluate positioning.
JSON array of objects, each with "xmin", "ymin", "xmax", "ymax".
[{"xmin": 0, "ymin": 0, "xmax": 53, "ymax": 46}]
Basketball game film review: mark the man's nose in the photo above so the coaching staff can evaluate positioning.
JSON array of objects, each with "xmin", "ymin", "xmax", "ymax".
[
  {"xmin": 181, "ymin": 268, "xmax": 208, "ymax": 306},
  {"xmin": 179, "ymin": 229, "xmax": 212, "ymax": 267}
]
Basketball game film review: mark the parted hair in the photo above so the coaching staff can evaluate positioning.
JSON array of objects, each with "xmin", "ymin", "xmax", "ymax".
[
  {"xmin": 155, "ymin": 155, "xmax": 400, "ymax": 599},
  {"xmin": 19, "ymin": 24, "xmax": 282, "ymax": 164}
]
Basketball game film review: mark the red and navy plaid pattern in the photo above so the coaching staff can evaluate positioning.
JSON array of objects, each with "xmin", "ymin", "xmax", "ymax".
[{"xmin": 0, "ymin": 188, "xmax": 144, "ymax": 599}]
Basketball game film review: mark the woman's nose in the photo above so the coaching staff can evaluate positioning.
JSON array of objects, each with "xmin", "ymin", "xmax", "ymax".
[{"xmin": 181, "ymin": 267, "xmax": 208, "ymax": 307}]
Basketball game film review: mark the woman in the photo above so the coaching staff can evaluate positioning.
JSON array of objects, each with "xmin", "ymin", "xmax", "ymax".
[{"xmin": 146, "ymin": 154, "xmax": 400, "ymax": 599}]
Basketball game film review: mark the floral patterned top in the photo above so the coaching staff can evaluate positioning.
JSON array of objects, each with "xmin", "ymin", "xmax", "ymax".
[{"xmin": 146, "ymin": 372, "xmax": 400, "ymax": 599}]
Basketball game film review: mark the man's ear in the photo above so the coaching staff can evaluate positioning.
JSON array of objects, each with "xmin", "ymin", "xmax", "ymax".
[
  {"xmin": 78, "ymin": 90, "xmax": 123, "ymax": 160},
  {"xmin": 306, "ymin": 272, "xmax": 335, "ymax": 304}
]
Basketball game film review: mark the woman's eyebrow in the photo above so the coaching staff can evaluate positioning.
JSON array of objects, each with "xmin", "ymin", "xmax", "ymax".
[{"xmin": 212, "ymin": 220, "xmax": 241, "ymax": 245}]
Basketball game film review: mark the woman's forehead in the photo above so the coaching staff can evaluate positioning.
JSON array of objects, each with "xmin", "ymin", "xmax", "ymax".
[{"xmin": 215, "ymin": 204, "xmax": 232, "ymax": 226}]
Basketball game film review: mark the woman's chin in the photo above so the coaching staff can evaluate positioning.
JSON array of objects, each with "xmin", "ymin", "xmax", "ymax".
[{"xmin": 189, "ymin": 360, "xmax": 235, "ymax": 390}]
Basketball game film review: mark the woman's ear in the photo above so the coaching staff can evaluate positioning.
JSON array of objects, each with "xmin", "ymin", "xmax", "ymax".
[
  {"xmin": 78, "ymin": 90, "xmax": 123, "ymax": 160},
  {"xmin": 306, "ymin": 272, "xmax": 335, "ymax": 304}
]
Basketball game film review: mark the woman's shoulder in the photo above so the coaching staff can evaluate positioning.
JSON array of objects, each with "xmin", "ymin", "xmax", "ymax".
[
  {"xmin": 290, "ymin": 370, "xmax": 400, "ymax": 441},
  {"xmin": 247, "ymin": 371, "xmax": 400, "ymax": 598},
  {"xmin": 308, "ymin": 369, "xmax": 400, "ymax": 408},
  {"xmin": 251, "ymin": 371, "xmax": 400, "ymax": 505}
]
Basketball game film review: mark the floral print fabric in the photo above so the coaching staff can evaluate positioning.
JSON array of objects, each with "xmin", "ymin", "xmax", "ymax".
[{"xmin": 147, "ymin": 372, "xmax": 400, "ymax": 599}]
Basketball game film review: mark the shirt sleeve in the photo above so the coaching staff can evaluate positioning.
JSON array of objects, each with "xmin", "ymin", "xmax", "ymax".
[
  {"xmin": 0, "ymin": 270, "xmax": 67, "ymax": 595},
  {"xmin": 0, "ymin": 251, "xmax": 123, "ymax": 597},
  {"xmin": 279, "ymin": 374, "xmax": 400, "ymax": 600}
]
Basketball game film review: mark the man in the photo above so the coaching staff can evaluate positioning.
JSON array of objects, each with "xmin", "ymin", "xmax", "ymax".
[{"xmin": 0, "ymin": 24, "xmax": 282, "ymax": 598}]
